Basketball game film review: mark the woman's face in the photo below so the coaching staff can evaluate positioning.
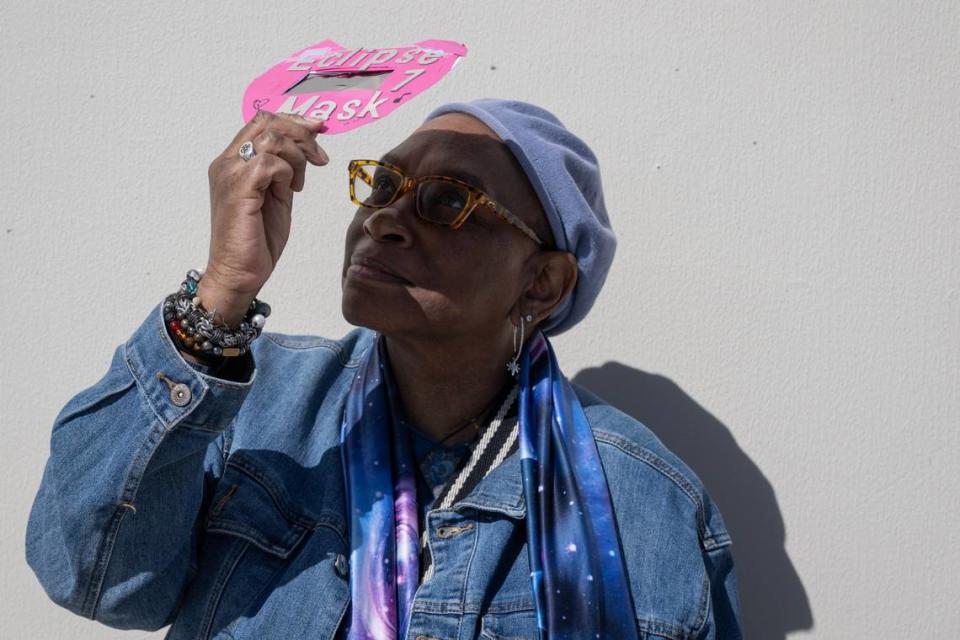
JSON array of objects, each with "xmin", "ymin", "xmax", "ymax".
[{"xmin": 341, "ymin": 114, "xmax": 551, "ymax": 343}]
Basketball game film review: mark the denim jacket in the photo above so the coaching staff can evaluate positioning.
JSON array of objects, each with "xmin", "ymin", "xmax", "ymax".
[{"xmin": 25, "ymin": 299, "xmax": 743, "ymax": 640}]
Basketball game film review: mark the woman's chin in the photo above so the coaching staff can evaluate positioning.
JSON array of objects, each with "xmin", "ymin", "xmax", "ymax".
[{"xmin": 341, "ymin": 286, "xmax": 417, "ymax": 334}]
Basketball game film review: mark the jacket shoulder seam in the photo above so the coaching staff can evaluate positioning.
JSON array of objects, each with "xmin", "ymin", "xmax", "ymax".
[{"xmin": 592, "ymin": 429, "xmax": 730, "ymax": 550}]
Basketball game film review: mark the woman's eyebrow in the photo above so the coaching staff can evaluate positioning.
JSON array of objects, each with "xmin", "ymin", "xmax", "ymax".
[{"xmin": 439, "ymin": 167, "xmax": 488, "ymax": 191}]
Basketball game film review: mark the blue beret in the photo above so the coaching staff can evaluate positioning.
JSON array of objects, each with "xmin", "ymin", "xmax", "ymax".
[{"xmin": 423, "ymin": 98, "xmax": 615, "ymax": 336}]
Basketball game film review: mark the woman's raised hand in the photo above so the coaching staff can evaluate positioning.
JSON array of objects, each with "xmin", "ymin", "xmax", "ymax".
[{"xmin": 199, "ymin": 111, "xmax": 329, "ymax": 328}]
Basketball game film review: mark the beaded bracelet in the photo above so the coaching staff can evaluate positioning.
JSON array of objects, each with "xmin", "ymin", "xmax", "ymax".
[{"xmin": 162, "ymin": 267, "xmax": 271, "ymax": 358}]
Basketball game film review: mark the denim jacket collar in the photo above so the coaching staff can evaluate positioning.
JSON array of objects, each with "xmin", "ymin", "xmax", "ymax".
[{"xmin": 450, "ymin": 441, "xmax": 526, "ymax": 519}]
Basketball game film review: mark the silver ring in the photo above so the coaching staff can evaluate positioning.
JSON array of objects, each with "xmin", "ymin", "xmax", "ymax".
[{"xmin": 238, "ymin": 141, "xmax": 256, "ymax": 162}]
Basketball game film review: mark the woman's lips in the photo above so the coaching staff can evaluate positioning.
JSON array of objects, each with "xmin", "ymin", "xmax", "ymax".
[{"xmin": 347, "ymin": 260, "xmax": 411, "ymax": 285}]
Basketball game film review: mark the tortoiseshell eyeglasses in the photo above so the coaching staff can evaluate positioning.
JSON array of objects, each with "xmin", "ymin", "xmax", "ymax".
[{"xmin": 347, "ymin": 159, "xmax": 544, "ymax": 246}]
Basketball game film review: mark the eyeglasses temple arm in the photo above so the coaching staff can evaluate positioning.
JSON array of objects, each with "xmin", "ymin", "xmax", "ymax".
[{"xmin": 485, "ymin": 200, "xmax": 544, "ymax": 245}]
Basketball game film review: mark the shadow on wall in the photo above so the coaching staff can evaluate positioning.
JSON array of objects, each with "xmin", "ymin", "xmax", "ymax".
[{"xmin": 572, "ymin": 362, "xmax": 813, "ymax": 640}]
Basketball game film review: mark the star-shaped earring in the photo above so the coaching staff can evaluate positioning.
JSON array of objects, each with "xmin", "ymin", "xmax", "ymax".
[{"xmin": 507, "ymin": 359, "xmax": 520, "ymax": 377}]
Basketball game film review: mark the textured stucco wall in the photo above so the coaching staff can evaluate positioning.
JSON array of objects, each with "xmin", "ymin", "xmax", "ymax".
[{"xmin": 3, "ymin": 2, "xmax": 958, "ymax": 638}]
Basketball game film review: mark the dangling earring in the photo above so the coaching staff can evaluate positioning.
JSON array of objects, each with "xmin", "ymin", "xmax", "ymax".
[{"xmin": 507, "ymin": 314, "xmax": 533, "ymax": 377}]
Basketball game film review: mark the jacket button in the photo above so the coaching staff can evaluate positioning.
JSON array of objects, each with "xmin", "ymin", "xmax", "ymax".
[
  {"xmin": 334, "ymin": 553, "xmax": 349, "ymax": 578},
  {"xmin": 169, "ymin": 382, "xmax": 192, "ymax": 406},
  {"xmin": 158, "ymin": 372, "xmax": 192, "ymax": 406}
]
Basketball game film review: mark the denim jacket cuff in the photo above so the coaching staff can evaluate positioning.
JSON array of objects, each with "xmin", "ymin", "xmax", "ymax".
[{"xmin": 123, "ymin": 298, "xmax": 258, "ymax": 430}]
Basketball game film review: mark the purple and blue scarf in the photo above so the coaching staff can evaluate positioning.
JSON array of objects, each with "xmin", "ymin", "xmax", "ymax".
[{"xmin": 340, "ymin": 330, "xmax": 637, "ymax": 639}]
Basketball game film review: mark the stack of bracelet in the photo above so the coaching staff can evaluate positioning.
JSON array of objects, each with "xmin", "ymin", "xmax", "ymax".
[{"xmin": 162, "ymin": 267, "xmax": 271, "ymax": 358}]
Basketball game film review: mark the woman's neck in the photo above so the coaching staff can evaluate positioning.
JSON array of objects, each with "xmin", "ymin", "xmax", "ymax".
[{"xmin": 383, "ymin": 332, "xmax": 513, "ymax": 447}]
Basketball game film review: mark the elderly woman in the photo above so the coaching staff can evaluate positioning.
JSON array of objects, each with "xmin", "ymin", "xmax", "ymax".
[{"xmin": 26, "ymin": 99, "xmax": 742, "ymax": 639}]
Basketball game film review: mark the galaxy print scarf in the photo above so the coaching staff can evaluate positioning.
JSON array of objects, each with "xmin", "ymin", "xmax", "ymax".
[{"xmin": 340, "ymin": 330, "xmax": 637, "ymax": 639}]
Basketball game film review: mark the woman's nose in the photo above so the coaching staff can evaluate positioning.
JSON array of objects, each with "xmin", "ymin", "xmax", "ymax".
[{"xmin": 362, "ymin": 202, "xmax": 414, "ymax": 246}]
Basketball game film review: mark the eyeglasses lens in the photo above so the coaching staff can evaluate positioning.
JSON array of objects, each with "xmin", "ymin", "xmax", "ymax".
[
  {"xmin": 353, "ymin": 163, "xmax": 402, "ymax": 207},
  {"xmin": 416, "ymin": 180, "xmax": 471, "ymax": 225}
]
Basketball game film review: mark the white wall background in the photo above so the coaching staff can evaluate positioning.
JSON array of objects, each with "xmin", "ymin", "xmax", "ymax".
[{"xmin": 2, "ymin": 2, "xmax": 957, "ymax": 638}]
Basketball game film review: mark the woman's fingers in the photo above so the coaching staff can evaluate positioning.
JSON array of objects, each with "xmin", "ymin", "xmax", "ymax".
[
  {"xmin": 276, "ymin": 113, "xmax": 330, "ymax": 164},
  {"xmin": 243, "ymin": 152, "xmax": 295, "ymax": 204},
  {"xmin": 226, "ymin": 110, "xmax": 328, "ymax": 165},
  {"xmin": 251, "ymin": 129, "xmax": 309, "ymax": 191}
]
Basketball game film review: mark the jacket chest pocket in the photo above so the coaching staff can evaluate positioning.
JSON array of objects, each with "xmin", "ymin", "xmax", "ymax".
[
  {"xmin": 189, "ymin": 460, "xmax": 314, "ymax": 640},
  {"xmin": 204, "ymin": 463, "xmax": 311, "ymax": 557}
]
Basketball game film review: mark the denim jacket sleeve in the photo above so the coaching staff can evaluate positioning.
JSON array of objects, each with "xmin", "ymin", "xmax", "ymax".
[{"xmin": 25, "ymin": 298, "xmax": 258, "ymax": 631}]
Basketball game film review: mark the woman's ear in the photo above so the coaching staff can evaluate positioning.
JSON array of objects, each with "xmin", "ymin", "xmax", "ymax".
[{"xmin": 515, "ymin": 251, "xmax": 578, "ymax": 324}]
